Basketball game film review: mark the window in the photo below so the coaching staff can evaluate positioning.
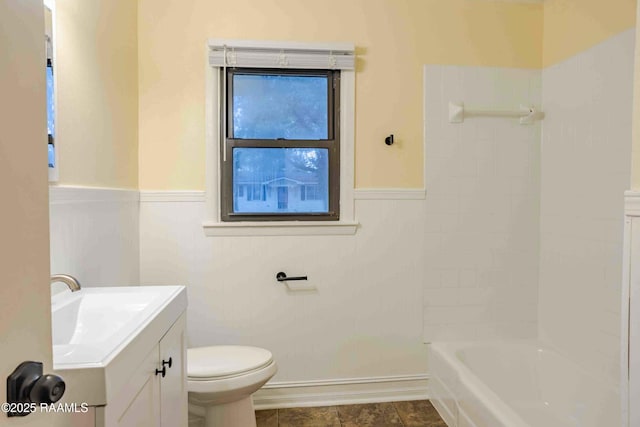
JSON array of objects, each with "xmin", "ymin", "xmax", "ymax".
[
  {"xmin": 46, "ymin": 55, "xmax": 55, "ymax": 168},
  {"xmin": 204, "ymin": 40, "xmax": 357, "ymax": 236},
  {"xmin": 44, "ymin": 0, "xmax": 58, "ymax": 182},
  {"xmin": 220, "ymin": 69, "xmax": 340, "ymax": 221}
]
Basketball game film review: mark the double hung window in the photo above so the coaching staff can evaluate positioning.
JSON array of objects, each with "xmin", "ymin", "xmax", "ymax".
[
  {"xmin": 205, "ymin": 40, "xmax": 356, "ymax": 235},
  {"xmin": 221, "ymin": 68, "xmax": 340, "ymax": 221}
]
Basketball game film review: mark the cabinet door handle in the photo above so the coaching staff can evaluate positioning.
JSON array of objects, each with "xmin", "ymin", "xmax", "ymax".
[
  {"xmin": 162, "ymin": 357, "xmax": 172, "ymax": 369},
  {"xmin": 155, "ymin": 366, "xmax": 166, "ymax": 378}
]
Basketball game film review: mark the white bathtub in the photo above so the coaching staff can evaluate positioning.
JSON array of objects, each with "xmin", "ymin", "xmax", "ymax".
[{"xmin": 429, "ymin": 341, "xmax": 619, "ymax": 427}]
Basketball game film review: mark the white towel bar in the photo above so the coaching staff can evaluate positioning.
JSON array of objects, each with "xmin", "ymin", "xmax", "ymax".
[{"xmin": 448, "ymin": 101, "xmax": 544, "ymax": 125}]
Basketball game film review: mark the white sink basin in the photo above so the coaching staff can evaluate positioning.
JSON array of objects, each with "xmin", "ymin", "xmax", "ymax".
[
  {"xmin": 52, "ymin": 289, "xmax": 164, "ymax": 345},
  {"xmin": 51, "ymin": 285, "xmax": 187, "ymax": 405}
]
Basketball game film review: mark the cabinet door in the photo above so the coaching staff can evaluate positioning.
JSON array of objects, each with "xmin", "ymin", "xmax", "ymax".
[
  {"xmin": 159, "ymin": 313, "xmax": 188, "ymax": 427},
  {"xmin": 102, "ymin": 344, "xmax": 161, "ymax": 427}
]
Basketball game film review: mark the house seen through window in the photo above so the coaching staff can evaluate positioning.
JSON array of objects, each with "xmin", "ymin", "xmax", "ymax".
[{"xmin": 221, "ymin": 68, "xmax": 340, "ymax": 221}]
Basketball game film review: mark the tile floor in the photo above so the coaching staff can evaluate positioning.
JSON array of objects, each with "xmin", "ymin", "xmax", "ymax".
[{"xmin": 255, "ymin": 400, "xmax": 447, "ymax": 427}]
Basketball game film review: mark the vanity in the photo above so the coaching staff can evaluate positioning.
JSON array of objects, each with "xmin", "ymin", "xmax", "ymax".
[{"xmin": 51, "ymin": 286, "xmax": 188, "ymax": 427}]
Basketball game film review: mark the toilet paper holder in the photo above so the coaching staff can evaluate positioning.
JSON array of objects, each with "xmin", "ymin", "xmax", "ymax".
[{"xmin": 276, "ymin": 272, "xmax": 308, "ymax": 282}]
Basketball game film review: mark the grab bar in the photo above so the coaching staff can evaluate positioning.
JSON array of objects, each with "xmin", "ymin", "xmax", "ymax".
[{"xmin": 276, "ymin": 272, "xmax": 308, "ymax": 282}]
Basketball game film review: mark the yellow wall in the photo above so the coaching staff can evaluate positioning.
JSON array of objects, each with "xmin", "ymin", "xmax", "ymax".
[
  {"xmin": 55, "ymin": 0, "xmax": 138, "ymax": 188},
  {"xmin": 543, "ymin": 1, "xmax": 637, "ymax": 187},
  {"xmin": 543, "ymin": 0, "xmax": 636, "ymax": 67},
  {"xmin": 56, "ymin": 0, "xmax": 637, "ymax": 190},
  {"xmin": 138, "ymin": 0, "xmax": 543, "ymax": 190}
]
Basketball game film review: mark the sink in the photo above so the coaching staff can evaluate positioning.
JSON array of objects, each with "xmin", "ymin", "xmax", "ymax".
[
  {"xmin": 52, "ymin": 289, "xmax": 164, "ymax": 345},
  {"xmin": 52, "ymin": 286, "xmax": 182, "ymax": 363},
  {"xmin": 51, "ymin": 285, "xmax": 187, "ymax": 405}
]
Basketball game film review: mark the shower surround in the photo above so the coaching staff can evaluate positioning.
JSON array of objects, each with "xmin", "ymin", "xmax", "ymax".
[{"xmin": 425, "ymin": 27, "xmax": 634, "ymax": 427}]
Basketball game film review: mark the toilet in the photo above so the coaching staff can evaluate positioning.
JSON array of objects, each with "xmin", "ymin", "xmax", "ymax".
[{"xmin": 187, "ymin": 345, "xmax": 277, "ymax": 427}]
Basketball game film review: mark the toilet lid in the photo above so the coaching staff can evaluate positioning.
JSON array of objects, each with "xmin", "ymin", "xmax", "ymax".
[{"xmin": 188, "ymin": 345, "xmax": 273, "ymax": 379}]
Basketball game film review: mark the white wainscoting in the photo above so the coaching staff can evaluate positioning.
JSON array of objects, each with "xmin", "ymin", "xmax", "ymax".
[
  {"xmin": 49, "ymin": 186, "xmax": 140, "ymax": 293},
  {"xmin": 624, "ymin": 191, "xmax": 640, "ymax": 427},
  {"xmin": 139, "ymin": 192, "xmax": 429, "ymax": 399}
]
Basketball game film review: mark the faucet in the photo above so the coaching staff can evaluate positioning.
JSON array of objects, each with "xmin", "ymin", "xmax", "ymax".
[{"xmin": 50, "ymin": 274, "xmax": 81, "ymax": 292}]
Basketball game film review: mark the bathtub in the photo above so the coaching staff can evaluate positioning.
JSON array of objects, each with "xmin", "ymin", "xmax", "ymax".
[{"xmin": 429, "ymin": 341, "xmax": 619, "ymax": 427}]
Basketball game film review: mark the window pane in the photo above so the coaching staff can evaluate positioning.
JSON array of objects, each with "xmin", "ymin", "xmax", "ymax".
[
  {"xmin": 232, "ymin": 74, "xmax": 328, "ymax": 140},
  {"xmin": 233, "ymin": 148, "xmax": 329, "ymax": 214},
  {"xmin": 48, "ymin": 143, "xmax": 55, "ymax": 168},
  {"xmin": 46, "ymin": 65, "xmax": 54, "ymax": 137},
  {"xmin": 47, "ymin": 64, "xmax": 55, "ymax": 168}
]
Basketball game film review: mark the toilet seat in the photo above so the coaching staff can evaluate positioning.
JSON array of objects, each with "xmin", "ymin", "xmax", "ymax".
[{"xmin": 188, "ymin": 345, "xmax": 273, "ymax": 380}]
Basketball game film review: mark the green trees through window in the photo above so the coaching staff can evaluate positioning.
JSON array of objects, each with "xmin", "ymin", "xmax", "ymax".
[{"xmin": 233, "ymin": 74, "xmax": 328, "ymax": 140}]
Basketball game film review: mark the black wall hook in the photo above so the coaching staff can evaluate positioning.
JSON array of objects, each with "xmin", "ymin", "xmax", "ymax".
[{"xmin": 385, "ymin": 134, "xmax": 394, "ymax": 146}]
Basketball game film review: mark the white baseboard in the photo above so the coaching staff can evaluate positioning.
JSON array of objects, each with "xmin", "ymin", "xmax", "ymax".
[{"xmin": 252, "ymin": 374, "xmax": 429, "ymax": 410}]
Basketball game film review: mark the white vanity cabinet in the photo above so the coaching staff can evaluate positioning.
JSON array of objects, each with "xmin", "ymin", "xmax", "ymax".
[
  {"xmin": 97, "ymin": 314, "xmax": 187, "ymax": 427},
  {"xmin": 52, "ymin": 286, "xmax": 188, "ymax": 427},
  {"xmin": 159, "ymin": 313, "xmax": 188, "ymax": 427}
]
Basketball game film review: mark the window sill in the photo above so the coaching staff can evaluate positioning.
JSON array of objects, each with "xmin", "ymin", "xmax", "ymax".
[{"xmin": 202, "ymin": 220, "xmax": 359, "ymax": 236}]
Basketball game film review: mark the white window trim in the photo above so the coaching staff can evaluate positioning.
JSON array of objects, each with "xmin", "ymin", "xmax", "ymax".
[{"xmin": 202, "ymin": 40, "xmax": 358, "ymax": 237}]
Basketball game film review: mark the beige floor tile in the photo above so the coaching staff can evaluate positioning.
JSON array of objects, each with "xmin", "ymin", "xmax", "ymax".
[
  {"xmin": 337, "ymin": 402, "xmax": 403, "ymax": 426},
  {"xmin": 256, "ymin": 409, "xmax": 278, "ymax": 427},
  {"xmin": 393, "ymin": 400, "xmax": 447, "ymax": 427},
  {"xmin": 278, "ymin": 406, "xmax": 341, "ymax": 427}
]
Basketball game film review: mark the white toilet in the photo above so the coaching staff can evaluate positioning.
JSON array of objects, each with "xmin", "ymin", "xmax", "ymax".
[{"xmin": 187, "ymin": 345, "xmax": 277, "ymax": 427}]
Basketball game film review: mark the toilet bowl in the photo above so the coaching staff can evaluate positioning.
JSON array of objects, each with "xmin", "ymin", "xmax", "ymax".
[{"xmin": 187, "ymin": 345, "xmax": 277, "ymax": 427}]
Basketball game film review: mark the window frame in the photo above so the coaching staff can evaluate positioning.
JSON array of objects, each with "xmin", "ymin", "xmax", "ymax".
[
  {"xmin": 220, "ymin": 68, "xmax": 341, "ymax": 222},
  {"xmin": 203, "ymin": 39, "xmax": 358, "ymax": 237}
]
